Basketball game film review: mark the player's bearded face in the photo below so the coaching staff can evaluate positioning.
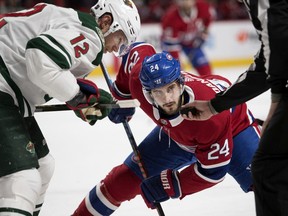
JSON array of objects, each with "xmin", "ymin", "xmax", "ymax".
[{"xmin": 150, "ymin": 81, "xmax": 183, "ymax": 115}]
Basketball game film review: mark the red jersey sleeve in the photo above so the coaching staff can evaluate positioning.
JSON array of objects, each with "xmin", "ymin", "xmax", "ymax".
[
  {"xmin": 173, "ymin": 74, "xmax": 234, "ymax": 197},
  {"xmin": 112, "ymin": 43, "xmax": 156, "ymax": 100},
  {"xmin": 179, "ymin": 113, "xmax": 233, "ymax": 198},
  {"xmin": 196, "ymin": 0, "xmax": 215, "ymax": 28}
]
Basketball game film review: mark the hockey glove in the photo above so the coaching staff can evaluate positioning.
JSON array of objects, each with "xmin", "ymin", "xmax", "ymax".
[
  {"xmin": 66, "ymin": 78, "xmax": 113, "ymax": 125},
  {"xmin": 192, "ymin": 36, "xmax": 205, "ymax": 48},
  {"xmin": 108, "ymin": 107, "xmax": 135, "ymax": 124},
  {"xmin": 192, "ymin": 31, "xmax": 208, "ymax": 48},
  {"xmin": 140, "ymin": 169, "xmax": 181, "ymax": 208}
]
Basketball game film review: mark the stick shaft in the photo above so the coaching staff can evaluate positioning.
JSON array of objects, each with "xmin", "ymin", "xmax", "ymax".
[
  {"xmin": 35, "ymin": 99, "xmax": 140, "ymax": 112},
  {"xmin": 35, "ymin": 104, "xmax": 113, "ymax": 112},
  {"xmin": 100, "ymin": 62, "xmax": 165, "ymax": 216}
]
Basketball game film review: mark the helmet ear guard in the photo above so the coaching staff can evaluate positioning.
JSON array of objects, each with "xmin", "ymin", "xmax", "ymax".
[{"xmin": 139, "ymin": 51, "xmax": 183, "ymax": 91}]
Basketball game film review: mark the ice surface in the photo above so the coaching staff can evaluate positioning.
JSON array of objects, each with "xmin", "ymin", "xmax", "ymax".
[{"xmin": 36, "ymin": 67, "xmax": 269, "ymax": 216}]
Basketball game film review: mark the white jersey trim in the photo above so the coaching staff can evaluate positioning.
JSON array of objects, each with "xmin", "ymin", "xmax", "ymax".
[
  {"xmin": 96, "ymin": 184, "xmax": 118, "ymax": 211},
  {"xmin": 194, "ymin": 163, "xmax": 226, "ymax": 183}
]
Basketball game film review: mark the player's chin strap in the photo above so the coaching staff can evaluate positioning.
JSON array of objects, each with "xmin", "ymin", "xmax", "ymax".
[{"xmin": 99, "ymin": 62, "xmax": 166, "ymax": 216}]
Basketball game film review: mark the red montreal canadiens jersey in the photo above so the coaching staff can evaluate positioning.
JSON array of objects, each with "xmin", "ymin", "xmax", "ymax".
[
  {"xmin": 161, "ymin": 0, "xmax": 213, "ymax": 57},
  {"xmin": 112, "ymin": 42, "xmax": 255, "ymax": 196}
]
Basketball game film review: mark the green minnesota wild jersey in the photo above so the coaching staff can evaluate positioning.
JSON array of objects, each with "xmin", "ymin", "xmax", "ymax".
[{"xmin": 0, "ymin": 3, "xmax": 104, "ymax": 116}]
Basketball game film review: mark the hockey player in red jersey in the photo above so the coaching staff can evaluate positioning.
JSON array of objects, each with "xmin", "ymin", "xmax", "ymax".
[
  {"xmin": 72, "ymin": 43, "xmax": 260, "ymax": 215},
  {"xmin": 161, "ymin": 0, "xmax": 214, "ymax": 76}
]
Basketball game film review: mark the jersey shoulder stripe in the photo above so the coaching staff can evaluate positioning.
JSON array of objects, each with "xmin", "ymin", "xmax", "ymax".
[
  {"xmin": 26, "ymin": 35, "xmax": 71, "ymax": 69},
  {"xmin": 41, "ymin": 34, "xmax": 72, "ymax": 65},
  {"xmin": 77, "ymin": 11, "xmax": 104, "ymax": 66},
  {"xmin": 77, "ymin": 11, "xmax": 99, "ymax": 35}
]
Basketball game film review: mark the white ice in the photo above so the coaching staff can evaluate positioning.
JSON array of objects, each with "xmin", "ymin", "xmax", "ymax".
[{"xmin": 36, "ymin": 66, "xmax": 270, "ymax": 216}]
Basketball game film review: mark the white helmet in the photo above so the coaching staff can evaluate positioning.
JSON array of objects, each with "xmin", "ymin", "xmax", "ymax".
[{"xmin": 91, "ymin": 0, "xmax": 141, "ymax": 54}]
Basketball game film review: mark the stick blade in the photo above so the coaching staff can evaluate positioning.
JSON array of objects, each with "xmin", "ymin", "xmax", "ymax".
[{"xmin": 115, "ymin": 99, "xmax": 140, "ymax": 108}]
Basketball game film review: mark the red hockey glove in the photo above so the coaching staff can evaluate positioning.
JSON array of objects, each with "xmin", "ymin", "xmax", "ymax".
[
  {"xmin": 66, "ymin": 78, "xmax": 112, "ymax": 125},
  {"xmin": 140, "ymin": 169, "xmax": 181, "ymax": 208}
]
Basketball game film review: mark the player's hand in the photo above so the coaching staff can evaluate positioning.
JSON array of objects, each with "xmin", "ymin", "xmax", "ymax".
[
  {"xmin": 192, "ymin": 36, "xmax": 205, "ymax": 48},
  {"xmin": 140, "ymin": 170, "xmax": 181, "ymax": 208},
  {"xmin": 108, "ymin": 107, "xmax": 135, "ymax": 124},
  {"xmin": 192, "ymin": 30, "xmax": 208, "ymax": 48},
  {"xmin": 180, "ymin": 100, "xmax": 215, "ymax": 121},
  {"xmin": 66, "ymin": 78, "xmax": 113, "ymax": 125}
]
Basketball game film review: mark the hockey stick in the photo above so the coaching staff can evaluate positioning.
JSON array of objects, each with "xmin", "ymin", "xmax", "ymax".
[
  {"xmin": 35, "ymin": 99, "xmax": 140, "ymax": 112},
  {"xmin": 100, "ymin": 63, "xmax": 166, "ymax": 216}
]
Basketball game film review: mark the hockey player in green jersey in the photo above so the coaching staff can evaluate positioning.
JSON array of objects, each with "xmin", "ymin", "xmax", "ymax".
[{"xmin": 0, "ymin": 0, "xmax": 140, "ymax": 215}]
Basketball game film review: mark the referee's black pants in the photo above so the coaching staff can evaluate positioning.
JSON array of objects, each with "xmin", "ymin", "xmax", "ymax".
[{"xmin": 252, "ymin": 96, "xmax": 288, "ymax": 216}]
